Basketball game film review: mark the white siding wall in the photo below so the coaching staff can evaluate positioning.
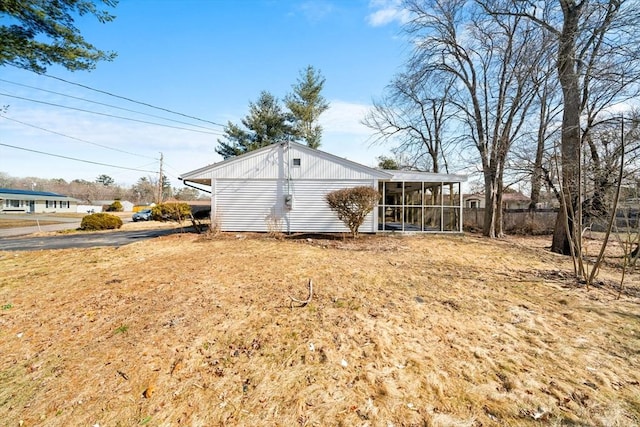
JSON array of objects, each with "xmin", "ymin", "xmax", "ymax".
[
  {"xmin": 214, "ymin": 178, "xmax": 377, "ymax": 233},
  {"xmin": 205, "ymin": 144, "xmax": 386, "ymax": 181},
  {"xmin": 288, "ymin": 180, "xmax": 376, "ymax": 233},
  {"xmin": 215, "ymin": 180, "xmax": 280, "ymax": 232}
]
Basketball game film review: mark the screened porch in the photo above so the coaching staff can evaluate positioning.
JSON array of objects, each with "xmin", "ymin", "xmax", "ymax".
[{"xmin": 377, "ymin": 173, "xmax": 464, "ymax": 233}]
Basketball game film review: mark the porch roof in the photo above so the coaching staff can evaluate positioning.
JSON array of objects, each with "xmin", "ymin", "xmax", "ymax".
[{"xmin": 383, "ymin": 170, "xmax": 467, "ymax": 183}]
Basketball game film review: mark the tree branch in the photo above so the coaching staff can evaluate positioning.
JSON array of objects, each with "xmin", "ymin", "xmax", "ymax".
[{"xmin": 289, "ymin": 279, "xmax": 314, "ymax": 308}]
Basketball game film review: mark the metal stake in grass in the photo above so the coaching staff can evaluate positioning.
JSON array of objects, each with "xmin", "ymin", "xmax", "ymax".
[{"xmin": 289, "ymin": 279, "xmax": 313, "ymax": 308}]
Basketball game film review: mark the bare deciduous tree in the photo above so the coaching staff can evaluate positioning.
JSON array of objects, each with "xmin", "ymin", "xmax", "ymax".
[
  {"xmin": 583, "ymin": 114, "xmax": 640, "ymax": 226},
  {"xmin": 528, "ymin": 61, "xmax": 564, "ymax": 210},
  {"xmin": 401, "ymin": 0, "xmax": 543, "ymax": 237},
  {"xmin": 363, "ymin": 71, "xmax": 457, "ymax": 174},
  {"xmin": 484, "ymin": 0, "xmax": 640, "ymax": 254}
]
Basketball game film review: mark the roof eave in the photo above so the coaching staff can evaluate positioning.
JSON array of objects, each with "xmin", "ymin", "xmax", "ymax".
[{"xmin": 180, "ymin": 142, "xmax": 394, "ymax": 181}]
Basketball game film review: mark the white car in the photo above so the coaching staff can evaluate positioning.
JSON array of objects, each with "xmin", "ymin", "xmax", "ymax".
[{"xmin": 132, "ymin": 209, "xmax": 152, "ymax": 222}]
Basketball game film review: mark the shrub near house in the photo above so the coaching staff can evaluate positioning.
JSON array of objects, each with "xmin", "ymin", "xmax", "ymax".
[
  {"xmin": 325, "ymin": 186, "xmax": 380, "ymax": 238},
  {"xmin": 151, "ymin": 202, "xmax": 191, "ymax": 222},
  {"xmin": 105, "ymin": 200, "xmax": 123, "ymax": 212},
  {"xmin": 80, "ymin": 213, "xmax": 123, "ymax": 231}
]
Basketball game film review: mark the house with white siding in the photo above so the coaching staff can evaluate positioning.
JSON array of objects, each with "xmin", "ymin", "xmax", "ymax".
[
  {"xmin": 0, "ymin": 188, "xmax": 79, "ymax": 213},
  {"xmin": 180, "ymin": 142, "xmax": 466, "ymax": 234}
]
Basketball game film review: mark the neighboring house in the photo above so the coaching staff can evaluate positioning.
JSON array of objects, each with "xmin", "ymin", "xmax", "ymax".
[
  {"xmin": 180, "ymin": 142, "xmax": 467, "ymax": 233},
  {"xmin": 464, "ymin": 192, "xmax": 531, "ymax": 210},
  {"xmin": 90, "ymin": 200, "xmax": 135, "ymax": 212},
  {"xmin": 0, "ymin": 188, "xmax": 79, "ymax": 213},
  {"xmin": 464, "ymin": 194, "xmax": 484, "ymax": 209}
]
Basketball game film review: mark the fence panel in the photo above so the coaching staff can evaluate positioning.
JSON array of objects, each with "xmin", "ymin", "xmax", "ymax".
[{"xmin": 464, "ymin": 208, "xmax": 557, "ymax": 234}]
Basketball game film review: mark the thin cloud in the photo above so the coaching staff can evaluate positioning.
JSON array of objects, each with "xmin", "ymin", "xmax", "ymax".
[
  {"xmin": 296, "ymin": 1, "xmax": 335, "ymax": 22},
  {"xmin": 320, "ymin": 100, "xmax": 372, "ymax": 135},
  {"xmin": 2, "ymin": 105, "xmax": 216, "ymax": 182},
  {"xmin": 318, "ymin": 100, "xmax": 389, "ymax": 167},
  {"xmin": 366, "ymin": 0, "xmax": 410, "ymax": 27}
]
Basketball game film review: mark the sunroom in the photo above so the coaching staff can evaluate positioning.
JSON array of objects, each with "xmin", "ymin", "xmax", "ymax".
[{"xmin": 378, "ymin": 171, "xmax": 465, "ymax": 233}]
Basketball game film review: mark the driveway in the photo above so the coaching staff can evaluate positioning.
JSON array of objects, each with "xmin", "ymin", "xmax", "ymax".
[
  {"xmin": 0, "ymin": 227, "xmax": 196, "ymax": 251},
  {"xmin": 0, "ymin": 213, "xmax": 87, "ymax": 237},
  {"xmin": 0, "ymin": 221, "xmax": 83, "ymax": 238}
]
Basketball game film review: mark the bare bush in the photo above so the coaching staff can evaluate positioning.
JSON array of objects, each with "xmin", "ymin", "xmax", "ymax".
[
  {"xmin": 266, "ymin": 213, "xmax": 284, "ymax": 239},
  {"xmin": 325, "ymin": 186, "xmax": 379, "ymax": 238}
]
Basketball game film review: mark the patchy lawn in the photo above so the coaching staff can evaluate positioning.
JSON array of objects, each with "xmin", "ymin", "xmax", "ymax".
[
  {"xmin": 0, "ymin": 219, "xmax": 62, "ymax": 229},
  {"xmin": 0, "ymin": 233, "xmax": 638, "ymax": 426},
  {"xmin": 0, "ymin": 213, "xmax": 88, "ymax": 230}
]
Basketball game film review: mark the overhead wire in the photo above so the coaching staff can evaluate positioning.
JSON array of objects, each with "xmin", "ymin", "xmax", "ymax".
[
  {"xmin": 0, "ymin": 142, "xmax": 158, "ymax": 173},
  {"xmin": 0, "ymin": 92, "xmax": 225, "ymax": 135},
  {"xmin": 1, "ymin": 115, "xmax": 159, "ymax": 160},
  {"xmin": 108, "ymin": 161, "xmax": 161, "ymax": 183},
  {"xmin": 38, "ymin": 71, "xmax": 228, "ymax": 128},
  {"xmin": 2, "ymin": 70, "xmax": 225, "ymax": 180},
  {"xmin": 0, "ymin": 78, "xmax": 223, "ymax": 132},
  {"xmin": 163, "ymin": 160, "xmax": 191, "ymax": 177}
]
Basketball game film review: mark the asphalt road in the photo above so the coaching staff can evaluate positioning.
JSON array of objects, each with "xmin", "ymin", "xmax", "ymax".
[{"xmin": 0, "ymin": 227, "xmax": 195, "ymax": 251}]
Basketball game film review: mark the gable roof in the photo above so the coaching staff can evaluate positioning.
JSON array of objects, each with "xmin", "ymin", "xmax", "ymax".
[
  {"xmin": 502, "ymin": 191, "xmax": 530, "ymax": 202},
  {"xmin": 181, "ymin": 142, "xmax": 392, "ymax": 183}
]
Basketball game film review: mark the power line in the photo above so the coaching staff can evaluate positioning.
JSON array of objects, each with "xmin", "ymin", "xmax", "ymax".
[
  {"xmin": 1, "ymin": 115, "xmax": 158, "ymax": 160},
  {"xmin": 0, "ymin": 142, "xmax": 158, "ymax": 173},
  {"xmin": 164, "ymin": 160, "xmax": 193, "ymax": 175},
  {"xmin": 0, "ymin": 78, "xmax": 223, "ymax": 132},
  {"xmin": 0, "ymin": 92, "xmax": 225, "ymax": 135},
  {"xmin": 39, "ymin": 72, "xmax": 228, "ymax": 128}
]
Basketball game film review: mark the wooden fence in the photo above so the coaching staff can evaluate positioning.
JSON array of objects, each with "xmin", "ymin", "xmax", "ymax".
[{"xmin": 464, "ymin": 208, "xmax": 558, "ymax": 234}]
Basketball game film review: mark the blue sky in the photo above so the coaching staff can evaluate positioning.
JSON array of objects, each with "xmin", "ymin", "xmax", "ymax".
[{"xmin": 0, "ymin": 0, "xmax": 411, "ymax": 188}]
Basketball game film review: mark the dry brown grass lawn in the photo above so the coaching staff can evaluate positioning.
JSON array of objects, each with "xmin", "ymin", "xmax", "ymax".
[
  {"xmin": 0, "ymin": 219, "xmax": 62, "ymax": 229},
  {"xmin": 0, "ymin": 233, "xmax": 639, "ymax": 426}
]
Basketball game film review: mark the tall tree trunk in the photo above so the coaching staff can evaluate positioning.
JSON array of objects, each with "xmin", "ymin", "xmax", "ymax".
[
  {"xmin": 496, "ymin": 174, "xmax": 505, "ymax": 237},
  {"xmin": 483, "ymin": 168, "xmax": 500, "ymax": 238},
  {"xmin": 530, "ymin": 86, "xmax": 551, "ymax": 210},
  {"xmin": 551, "ymin": 0, "xmax": 583, "ymax": 255},
  {"xmin": 530, "ymin": 148, "xmax": 545, "ymax": 210}
]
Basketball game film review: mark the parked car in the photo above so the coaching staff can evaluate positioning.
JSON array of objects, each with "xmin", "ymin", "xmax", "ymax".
[{"xmin": 132, "ymin": 209, "xmax": 153, "ymax": 222}]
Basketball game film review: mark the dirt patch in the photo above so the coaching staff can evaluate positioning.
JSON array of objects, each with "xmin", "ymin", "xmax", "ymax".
[{"xmin": 1, "ymin": 234, "xmax": 639, "ymax": 426}]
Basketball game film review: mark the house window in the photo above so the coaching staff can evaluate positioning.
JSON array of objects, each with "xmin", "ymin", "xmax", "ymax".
[
  {"xmin": 292, "ymin": 158, "xmax": 301, "ymax": 167},
  {"xmin": 469, "ymin": 200, "xmax": 479, "ymax": 208}
]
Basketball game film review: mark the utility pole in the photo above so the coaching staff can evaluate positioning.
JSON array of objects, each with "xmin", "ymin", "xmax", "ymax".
[{"xmin": 157, "ymin": 152, "xmax": 164, "ymax": 204}]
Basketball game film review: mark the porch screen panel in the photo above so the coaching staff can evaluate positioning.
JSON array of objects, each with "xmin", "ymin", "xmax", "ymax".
[
  {"xmin": 442, "ymin": 207, "xmax": 460, "ymax": 231},
  {"xmin": 379, "ymin": 179, "xmax": 462, "ymax": 233}
]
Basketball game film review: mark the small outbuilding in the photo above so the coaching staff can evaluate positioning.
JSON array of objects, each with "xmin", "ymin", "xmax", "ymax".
[
  {"xmin": 180, "ymin": 142, "xmax": 466, "ymax": 234},
  {"xmin": 0, "ymin": 188, "xmax": 79, "ymax": 214},
  {"xmin": 464, "ymin": 191, "xmax": 531, "ymax": 210}
]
